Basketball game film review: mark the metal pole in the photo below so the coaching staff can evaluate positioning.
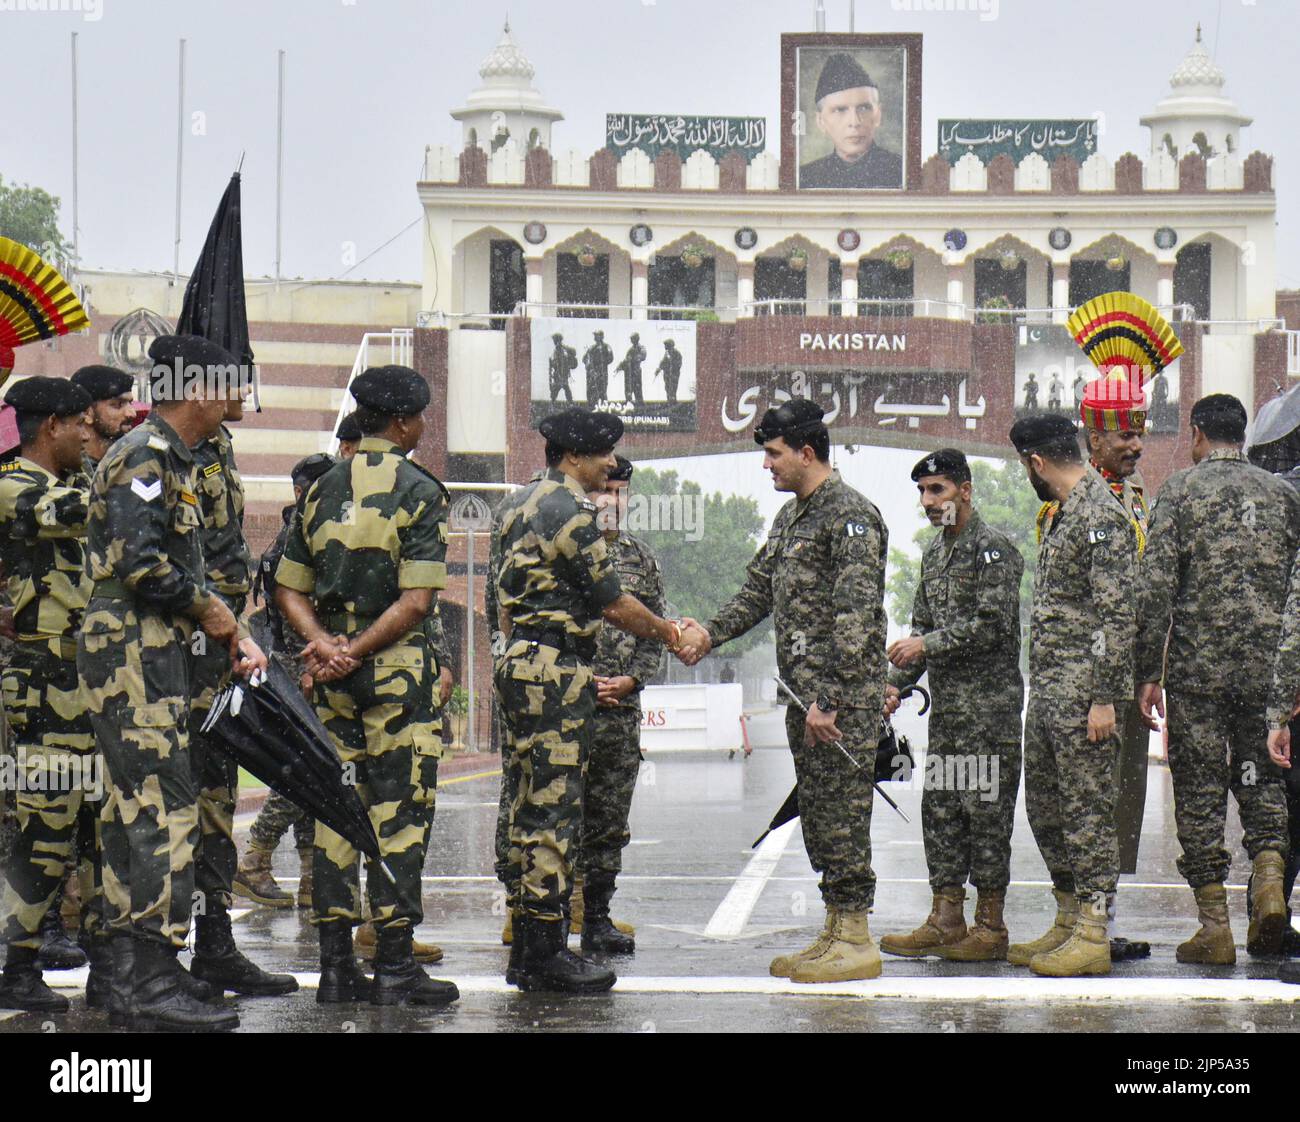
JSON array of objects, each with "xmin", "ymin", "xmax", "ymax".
[
  {"xmin": 465, "ymin": 529, "xmax": 476, "ymax": 753},
  {"xmin": 275, "ymin": 49, "xmax": 285, "ymax": 287},
  {"xmin": 70, "ymin": 32, "xmax": 79, "ymax": 272},
  {"xmin": 173, "ymin": 39, "xmax": 186, "ymax": 284},
  {"xmin": 849, "ymin": 0, "xmax": 855, "ymax": 32},
  {"xmin": 815, "ymin": 0, "xmax": 825, "ymax": 31}
]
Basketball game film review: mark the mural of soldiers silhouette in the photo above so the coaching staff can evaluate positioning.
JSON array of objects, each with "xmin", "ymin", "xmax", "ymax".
[
  {"xmin": 1023, "ymin": 371, "xmax": 1039, "ymax": 412},
  {"xmin": 1073, "ymin": 372, "xmax": 1087, "ymax": 409},
  {"xmin": 1047, "ymin": 373, "xmax": 1064, "ymax": 413},
  {"xmin": 584, "ymin": 331, "xmax": 614, "ymax": 404},
  {"xmin": 654, "ymin": 339, "xmax": 683, "ymax": 406},
  {"xmin": 548, "ymin": 333, "xmax": 578, "ymax": 403},
  {"xmin": 617, "ymin": 333, "xmax": 647, "ymax": 408}
]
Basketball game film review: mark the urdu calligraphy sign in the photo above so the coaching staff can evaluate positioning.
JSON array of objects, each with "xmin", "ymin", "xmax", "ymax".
[
  {"xmin": 937, "ymin": 119, "xmax": 1098, "ymax": 166},
  {"xmin": 605, "ymin": 114, "xmax": 767, "ymax": 161}
]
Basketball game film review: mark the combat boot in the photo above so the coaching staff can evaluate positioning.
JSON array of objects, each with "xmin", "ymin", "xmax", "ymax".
[
  {"xmin": 790, "ymin": 909, "xmax": 882, "ymax": 983},
  {"xmin": 502, "ymin": 908, "xmax": 515, "ymax": 945},
  {"xmin": 355, "ymin": 920, "xmax": 444, "ymax": 964},
  {"xmin": 770, "ymin": 908, "xmax": 839, "ymax": 978},
  {"xmin": 1247, "ymin": 850, "xmax": 1287, "ymax": 956},
  {"xmin": 233, "ymin": 844, "xmax": 294, "ymax": 908},
  {"xmin": 516, "ymin": 914, "xmax": 616, "ymax": 993},
  {"xmin": 1007, "ymin": 888, "xmax": 1078, "ymax": 966},
  {"xmin": 317, "ymin": 923, "xmax": 371, "ymax": 1004},
  {"xmin": 130, "ymin": 939, "xmax": 239, "ymax": 1032},
  {"xmin": 944, "ymin": 889, "xmax": 1009, "ymax": 962},
  {"xmin": 36, "ymin": 905, "xmax": 86, "ymax": 971},
  {"xmin": 568, "ymin": 875, "xmax": 634, "ymax": 939},
  {"xmin": 880, "ymin": 887, "xmax": 967, "ymax": 958},
  {"xmin": 84, "ymin": 934, "xmax": 114, "ymax": 1010},
  {"xmin": 106, "ymin": 933, "xmax": 134, "ymax": 1027},
  {"xmin": 580, "ymin": 873, "xmax": 635, "ymax": 956},
  {"xmin": 1029, "ymin": 894, "xmax": 1110, "ymax": 977},
  {"xmin": 1176, "ymin": 883, "xmax": 1236, "ymax": 965},
  {"xmin": 369, "ymin": 925, "xmax": 459, "ymax": 1007},
  {"xmin": 505, "ymin": 909, "xmax": 526, "ymax": 986},
  {"xmin": 0, "ymin": 945, "xmax": 69, "ymax": 1013},
  {"xmin": 296, "ymin": 846, "xmax": 314, "ymax": 909},
  {"xmin": 191, "ymin": 911, "xmax": 299, "ymax": 996}
]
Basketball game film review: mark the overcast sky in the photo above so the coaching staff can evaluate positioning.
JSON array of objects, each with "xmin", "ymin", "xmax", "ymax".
[{"xmin": 4, "ymin": 0, "xmax": 1296, "ymax": 288}]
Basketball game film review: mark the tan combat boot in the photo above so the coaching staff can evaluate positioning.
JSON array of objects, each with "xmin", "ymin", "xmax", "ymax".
[
  {"xmin": 233, "ymin": 845, "xmax": 294, "ymax": 909},
  {"xmin": 943, "ymin": 889, "xmax": 1009, "ymax": 962},
  {"xmin": 1176, "ymin": 884, "xmax": 1236, "ymax": 965},
  {"xmin": 770, "ymin": 908, "xmax": 839, "ymax": 978},
  {"xmin": 502, "ymin": 908, "xmax": 515, "ymax": 946},
  {"xmin": 1007, "ymin": 888, "xmax": 1077, "ymax": 966},
  {"xmin": 354, "ymin": 920, "xmax": 445, "ymax": 964},
  {"xmin": 1247, "ymin": 850, "xmax": 1287, "ymax": 957},
  {"xmin": 1029, "ymin": 895, "xmax": 1110, "ymax": 977},
  {"xmin": 790, "ymin": 910, "xmax": 883, "ymax": 983},
  {"xmin": 296, "ymin": 847, "xmax": 314, "ymax": 909},
  {"xmin": 569, "ymin": 875, "xmax": 634, "ymax": 938},
  {"xmin": 880, "ymin": 887, "xmax": 967, "ymax": 958}
]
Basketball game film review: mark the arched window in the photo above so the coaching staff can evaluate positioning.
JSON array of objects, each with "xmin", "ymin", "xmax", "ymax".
[
  {"xmin": 1192, "ymin": 131, "xmax": 1214, "ymax": 159},
  {"xmin": 1225, "ymin": 134, "xmax": 1235, "ymax": 153},
  {"xmin": 1162, "ymin": 134, "xmax": 1177, "ymax": 159},
  {"xmin": 528, "ymin": 128, "xmax": 541, "ymax": 151},
  {"xmin": 467, "ymin": 127, "xmax": 478, "ymax": 149}
]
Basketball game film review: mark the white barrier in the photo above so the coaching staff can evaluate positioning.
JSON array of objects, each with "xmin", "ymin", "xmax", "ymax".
[{"xmin": 639, "ymin": 683, "xmax": 744, "ymax": 753}]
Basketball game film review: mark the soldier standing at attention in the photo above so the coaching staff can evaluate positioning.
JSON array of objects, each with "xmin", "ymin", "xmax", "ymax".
[
  {"xmin": 678, "ymin": 399, "xmax": 890, "ymax": 984},
  {"xmin": 1138, "ymin": 394, "xmax": 1296, "ymax": 963},
  {"xmin": 494, "ymin": 407, "xmax": 689, "ymax": 993},
  {"xmin": 0, "ymin": 377, "xmax": 97, "ymax": 1013},
  {"xmin": 275, "ymin": 365, "xmax": 458, "ymax": 1007},
  {"xmin": 880, "ymin": 449, "xmax": 1025, "ymax": 963},
  {"xmin": 575, "ymin": 455, "xmax": 666, "ymax": 956},
  {"xmin": 583, "ymin": 331, "xmax": 613, "ymax": 405},
  {"xmin": 1006, "ymin": 413, "xmax": 1136, "ymax": 978},
  {"xmin": 79, "ymin": 334, "xmax": 265, "ymax": 1031}
]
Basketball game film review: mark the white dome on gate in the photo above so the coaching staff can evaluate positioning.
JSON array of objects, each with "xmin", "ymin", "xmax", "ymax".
[
  {"xmin": 450, "ymin": 20, "xmax": 563, "ymax": 153},
  {"xmin": 1140, "ymin": 25, "xmax": 1251, "ymax": 162}
]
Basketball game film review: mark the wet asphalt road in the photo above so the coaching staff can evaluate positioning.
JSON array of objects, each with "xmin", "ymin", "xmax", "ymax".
[{"xmin": 4, "ymin": 706, "xmax": 1300, "ymax": 1035}]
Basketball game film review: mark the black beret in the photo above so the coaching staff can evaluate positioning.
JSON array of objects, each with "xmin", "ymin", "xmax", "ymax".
[
  {"xmin": 71, "ymin": 364, "xmax": 134, "ymax": 402},
  {"xmin": 607, "ymin": 455, "xmax": 634, "ymax": 482},
  {"xmin": 336, "ymin": 412, "xmax": 363, "ymax": 443},
  {"xmin": 911, "ymin": 448, "xmax": 971, "ymax": 484},
  {"xmin": 350, "ymin": 365, "xmax": 430, "ymax": 416},
  {"xmin": 1190, "ymin": 393, "xmax": 1247, "ymax": 432},
  {"xmin": 147, "ymin": 334, "xmax": 241, "ymax": 401},
  {"xmin": 815, "ymin": 52, "xmax": 876, "ymax": 105},
  {"xmin": 1010, "ymin": 413, "xmax": 1078, "ymax": 456},
  {"xmin": 291, "ymin": 453, "xmax": 337, "ymax": 490},
  {"xmin": 754, "ymin": 398, "xmax": 826, "ymax": 445},
  {"xmin": 5, "ymin": 376, "xmax": 92, "ymax": 418},
  {"xmin": 538, "ymin": 407, "xmax": 624, "ymax": 453}
]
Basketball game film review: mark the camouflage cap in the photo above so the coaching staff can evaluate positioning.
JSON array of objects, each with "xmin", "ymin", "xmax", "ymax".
[
  {"xmin": 1010, "ymin": 413, "xmax": 1078, "ymax": 456},
  {"xmin": 754, "ymin": 397, "xmax": 826, "ymax": 446},
  {"xmin": 71, "ymin": 364, "xmax": 134, "ymax": 402},
  {"xmin": 538, "ymin": 407, "xmax": 624, "ymax": 452},
  {"xmin": 335, "ymin": 411, "xmax": 363, "ymax": 442},
  {"xmin": 4, "ymin": 376, "xmax": 92, "ymax": 418},
  {"xmin": 911, "ymin": 447, "xmax": 971, "ymax": 484},
  {"xmin": 349, "ymin": 365, "xmax": 430, "ymax": 416}
]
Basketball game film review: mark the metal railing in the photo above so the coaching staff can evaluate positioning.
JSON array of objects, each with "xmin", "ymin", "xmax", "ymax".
[
  {"xmin": 327, "ymin": 328, "xmax": 413, "ymax": 454},
  {"xmin": 1289, "ymin": 331, "xmax": 1300, "ymax": 376}
]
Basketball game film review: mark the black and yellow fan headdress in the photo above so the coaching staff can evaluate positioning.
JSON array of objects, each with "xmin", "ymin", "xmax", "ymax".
[
  {"xmin": 1067, "ymin": 291, "xmax": 1183, "ymax": 382},
  {"xmin": 0, "ymin": 236, "xmax": 90, "ymax": 383}
]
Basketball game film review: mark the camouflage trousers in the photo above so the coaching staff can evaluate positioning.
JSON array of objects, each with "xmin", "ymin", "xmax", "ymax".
[
  {"xmin": 493, "ymin": 705, "xmax": 516, "ymax": 885},
  {"xmin": 1166, "ymin": 689, "xmax": 1289, "ymax": 888},
  {"xmin": 78, "ymin": 600, "xmax": 198, "ymax": 949},
  {"xmin": 1023, "ymin": 693, "xmax": 1119, "ymax": 899},
  {"xmin": 311, "ymin": 627, "xmax": 440, "ymax": 930},
  {"xmin": 190, "ymin": 639, "xmax": 237, "ymax": 917},
  {"xmin": 1113, "ymin": 699, "xmax": 1149, "ymax": 875},
  {"xmin": 921, "ymin": 706, "xmax": 1022, "ymax": 892},
  {"xmin": 577, "ymin": 705, "xmax": 642, "ymax": 878},
  {"xmin": 0, "ymin": 647, "xmax": 100, "ymax": 950},
  {"xmin": 248, "ymin": 648, "xmax": 316, "ymax": 853},
  {"xmin": 785, "ymin": 704, "xmax": 876, "ymax": 911},
  {"xmin": 495, "ymin": 640, "xmax": 595, "ymax": 920}
]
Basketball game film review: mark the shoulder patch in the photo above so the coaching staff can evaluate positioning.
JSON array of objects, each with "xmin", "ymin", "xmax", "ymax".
[
  {"xmin": 1088, "ymin": 528, "xmax": 1109, "ymax": 544},
  {"xmin": 203, "ymin": 462, "xmax": 223, "ymax": 478},
  {"xmin": 147, "ymin": 435, "xmax": 169, "ymax": 452},
  {"xmin": 0, "ymin": 461, "xmax": 22, "ymax": 473},
  {"xmin": 131, "ymin": 478, "xmax": 163, "ymax": 502},
  {"xmin": 844, "ymin": 520, "xmax": 870, "ymax": 538},
  {"xmin": 981, "ymin": 548, "xmax": 1003, "ymax": 563}
]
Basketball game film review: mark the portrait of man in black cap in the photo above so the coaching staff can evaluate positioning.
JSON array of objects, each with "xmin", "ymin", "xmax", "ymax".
[{"xmin": 797, "ymin": 47, "xmax": 905, "ymax": 190}]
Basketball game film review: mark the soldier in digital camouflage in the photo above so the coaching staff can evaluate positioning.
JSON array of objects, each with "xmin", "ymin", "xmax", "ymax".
[
  {"xmin": 881, "ymin": 448, "xmax": 1025, "ymax": 963},
  {"xmin": 275, "ymin": 364, "xmax": 459, "ymax": 1007},
  {"xmin": 493, "ymin": 407, "xmax": 686, "ymax": 993},
  {"xmin": 78, "ymin": 334, "xmax": 265, "ymax": 1031},
  {"xmin": 678, "ymin": 398, "xmax": 890, "ymax": 984},
  {"xmin": 1007, "ymin": 412, "xmax": 1135, "ymax": 978},
  {"xmin": 0, "ymin": 376, "xmax": 98, "ymax": 1014},
  {"xmin": 1139, "ymin": 394, "xmax": 1295, "ymax": 964}
]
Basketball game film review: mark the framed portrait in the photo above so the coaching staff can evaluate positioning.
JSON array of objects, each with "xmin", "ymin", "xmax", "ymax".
[{"xmin": 780, "ymin": 33, "xmax": 922, "ymax": 192}]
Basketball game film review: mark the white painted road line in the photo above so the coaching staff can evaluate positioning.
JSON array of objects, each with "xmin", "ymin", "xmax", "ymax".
[{"xmin": 703, "ymin": 819, "xmax": 798, "ymax": 939}]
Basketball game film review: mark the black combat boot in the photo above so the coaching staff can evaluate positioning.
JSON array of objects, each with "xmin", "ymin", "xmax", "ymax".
[
  {"xmin": 505, "ymin": 909, "xmax": 526, "ymax": 986},
  {"xmin": 191, "ymin": 910, "xmax": 299, "ymax": 996},
  {"xmin": 106, "ymin": 933, "xmax": 134, "ymax": 1027},
  {"xmin": 517, "ymin": 914, "xmax": 617, "ymax": 994},
  {"xmin": 36, "ymin": 903, "xmax": 86, "ymax": 971},
  {"xmin": 0, "ymin": 944, "xmax": 69, "ymax": 1012},
  {"xmin": 580, "ymin": 874, "xmax": 635, "ymax": 956},
  {"xmin": 317, "ymin": 922, "xmax": 371, "ymax": 1004},
  {"xmin": 370, "ymin": 924, "xmax": 459, "ymax": 1007},
  {"xmin": 130, "ymin": 939, "xmax": 239, "ymax": 1032},
  {"xmin": 84, "ymin": 934, "xmax": 114, "ymax": 1011}
]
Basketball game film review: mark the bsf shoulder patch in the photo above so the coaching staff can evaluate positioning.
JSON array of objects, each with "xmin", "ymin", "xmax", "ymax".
[
  {"xmin": 130, "ymin": 478, "xmax": 162, "ymax": 502},
  {"xmin": 0, "ymin": 461, "xmax": 21, "ymax": 473},
  {"xmin": 981, "ymin": 548, "xmax": 1003, "ymax": 563},
  {"xmin": 203, "ymin": 462, "xmax": 223, "ymax": 478},
  {"xmin": 1088, "ymin": 528, "xmax": 1109, "ymax": 544},
  {"xmin": 147, "ymin": 435, "xmax": 169, "ymax": 452}
]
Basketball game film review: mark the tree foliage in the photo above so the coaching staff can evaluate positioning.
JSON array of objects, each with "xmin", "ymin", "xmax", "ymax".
[{"xmin": 0, "ymin": 176, "xmax": 69, "ymax": 260}]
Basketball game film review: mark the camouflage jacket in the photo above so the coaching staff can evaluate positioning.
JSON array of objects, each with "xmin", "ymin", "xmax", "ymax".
[
  {"xmin": 1092, "ymin": 461, "xmax": 1149, "ymax": 553},
  {"xmin": 84, "ymin": 412, "xmax": 211, "ymax": 619},
  {"xmin": 493, "ymin": 467, "xmax": 621, "ymax": 647},
  {"xmin": 193, "ymin": 425, "xmax": 253, "ymax": 609},
  {"xmin": 0, "ymin": 457, "xmax": 91, "ymax": 658},
  {"xmin": 706, "ymin": 470, "xmax": 887, "ymax": 710},
  {"xmin": 253, "ymin": 504, "xmax": 307, "ymax": 662},
  {"xmin": 276, "ymin": 437, "xmax": 449, "ymax": 635},
  {"xmin": 1030, "ymin": 466, "xmax": 1137, "ymax": 704},
  {"xmin": 594, "ymin": 531, "xmax": 666, "ymax": 708},
  {"xmin": 887, "ymin": 508, "xmax": 1024, "ymax": 712},
  {"xmin": 486, "ymin": 471, "xmax": 544, "ymax": 652},
  {"xmin": 1139, "ymin": 448, "xmax": 1300, "ymax": 699}
]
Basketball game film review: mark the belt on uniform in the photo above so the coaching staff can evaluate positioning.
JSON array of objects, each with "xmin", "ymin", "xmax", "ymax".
[{"xmin": 509, "ymin": 625, "xmax": 595, "ymax": 661}]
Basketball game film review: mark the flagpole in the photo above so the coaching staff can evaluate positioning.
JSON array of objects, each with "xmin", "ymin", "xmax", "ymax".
[
  {"xmin": 173, "ymin": 38, "xmax": 186, "ymax": 286},
  {"xmin": 70, "ymin": 32, "xmax": 79, "ymax": 274},
  {"xmin": 275, "ymin": 49, "xmax": 285, "ymax": 288}
]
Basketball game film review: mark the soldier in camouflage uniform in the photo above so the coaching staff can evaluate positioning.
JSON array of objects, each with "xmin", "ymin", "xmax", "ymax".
[
  {"xmin": 1139, "ymin": 395, "xmax": 1295, "ymax": 963},
  {"xmin": 494, "ymin": 407, "xmax": 685, "ymax": 993},
  {"xmin": 1006, "ymin": 413, "xmax": 1136, "ymax": 978},
  {"xmin": 78, "ymin": 334, "xmax": 264, "ymax": 1031},
  {"xmin": 186, "ymin": 383, "xmax": 299, "ymax": 998},
  {"xmin": 0, "ymin": 377, "xmax": 98, "ymax": 1013},
  {"xmin": 72, "ymin": 364, "xmax": 137, "ymax": 482},
  {"xmin": 881, "ymin": 449, "xmax": 1024, "ymax": 963},
  {"xmin": 576, "ymin": 455, "xmax": 666, "ymax": 956},
  {"xmin": 275, "ymin": 365, "xmax": 458, "ymax": 1007},
  {"xmin": 681, "ymin": 399, "xmax": 890, "ymax": 984}
]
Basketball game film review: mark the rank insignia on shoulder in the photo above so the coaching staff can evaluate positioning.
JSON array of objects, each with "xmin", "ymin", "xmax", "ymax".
[
  {"xmin": 203, "ymin": 463, "xmax": 223, "ymax": 478},
  {"xmin": 579, "ymin": 500, "xmax": 597, "ymax": 512},
  {"xmin": 130, "ymin": 478, "xmax": 162, "ymax": 502},
  {"xmin": 179, "ymin": 490, "xmax": 198, "ymax": 506},
  {"xmin": 1088, "ymin": 528, "xmax": 1108, "ymax": 544},
  {"xmin": 982, "ymin": 549, "xmax": 1002, "ymax": 563},
  {"xmin": 147, "ymin": 436, "xmax": 169, "ymax": 452},
  {"xmin": 845, "ymin": 520, "xmax": 869, "ymax": 537}
]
